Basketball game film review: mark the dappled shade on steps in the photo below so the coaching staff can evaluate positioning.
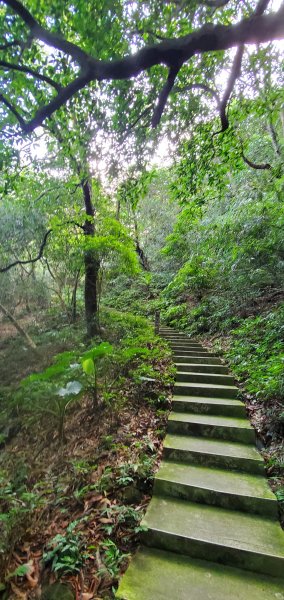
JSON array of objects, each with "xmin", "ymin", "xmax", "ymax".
[{"xmin": 116, "ymin": 327, "xmax": 284, "ymax": 600}]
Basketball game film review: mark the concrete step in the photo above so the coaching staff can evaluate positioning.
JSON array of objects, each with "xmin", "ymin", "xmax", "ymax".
[
  {"xmin": 172, "ymin": 396, "xmax": 246, "ymax": 418},
  {"xmin": 174, "ymin": 381, "xmax": 238, "ymax": 399},
  {"xmin": 116, "ymin": 547, "xmax": 284, "ymax": 600},
  {"xmin": 154, "ymin": 461, "xmax": 278, "ymax": 517},
  {"xmin": 168, "ymin": 412, "xmax": 255, "ymax": 444},
  {"xmin": 174, "ymin": 355, "xmax": 222, "ymax": 365},
  {"xmin": 175, "ymin": 363, "xmax": 229, "ymax": 374},
  {"xmin": 172, "ymin": 348, "xmax": 218, "ymax": 362},
  {"xmin": 171, "ymin": 345, "xmax": 213, "ymax": 352},
  {"xmin": 171, "ymin": 345, "xmax": 204, "ymax": 350},
  {"xmin": 168, "ymin": 341, "xmax": 203, "ymax": 347},
  {"xmin": 142, "ymin": 496, "xmax": 284, "ymax": 577},
  {"xmin": 166, "ymin": 338, "xmax": 201, "ymax": 344},
  {"xmin": 176, "ymin": 371, "xmax": 235, "ymax": 386},
  {"xmin": 163, "ymin": 434, "xmax": 264, "ymax": 474}
]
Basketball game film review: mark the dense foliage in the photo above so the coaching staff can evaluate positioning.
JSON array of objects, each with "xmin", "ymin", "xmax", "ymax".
[{"xmin": 0, "ymin": 0, "xmax": 284, "ymax": 597}]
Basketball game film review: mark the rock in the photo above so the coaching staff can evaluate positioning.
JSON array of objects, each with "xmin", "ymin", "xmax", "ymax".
[
  {"xmin": 40, "ymin": 582, "xmax": 75, "ymax": 600},
  {"xmin": 118, "ymin": 484, "xmax": 142, "ymax": 504}
]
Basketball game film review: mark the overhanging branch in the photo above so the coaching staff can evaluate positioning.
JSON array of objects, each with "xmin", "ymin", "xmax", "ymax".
[
  {"xmin": 215, "ymin": 44, "xmax": 245, "ymax": 134},
  {"xmin": 152, "ymin": 65, "xmax": 181, "ymax": 127},
  {"xmin": 1, "ymin": 0, "xmax": 284, "ymax": 132}
]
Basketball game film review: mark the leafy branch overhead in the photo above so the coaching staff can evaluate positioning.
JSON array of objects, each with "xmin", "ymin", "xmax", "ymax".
[{"xmin": 0, "ymin": 0, "xmax": 284, "ymax": 133}]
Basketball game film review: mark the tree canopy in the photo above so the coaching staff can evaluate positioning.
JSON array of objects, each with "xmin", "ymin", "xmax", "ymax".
[{"xmin": 0, "ymin": 0, "xmax": 284, "ymax": 137}]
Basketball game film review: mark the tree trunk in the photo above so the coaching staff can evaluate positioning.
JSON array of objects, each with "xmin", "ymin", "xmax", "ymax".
[
  {"xmin": 70, "ymin": 268, "xmax": 81, "ymax": 323},
  {"xmin": 0, "ymin": 302, "xmax": 37, "ymax": 349},
  {"xmin": 133, "ymin": 211, "xmax": 150, "ymax": 271},
  {"xmin": 82, "ymin": 179, "xmax": 100, "ymax": 337}
]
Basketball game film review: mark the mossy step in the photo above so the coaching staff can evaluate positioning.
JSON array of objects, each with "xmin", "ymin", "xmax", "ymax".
[
  {"xmin": 171, "ymin": 345, "xmax": 204, "ymax": 350},
  {"xmin": 166, "ymin": 338, "xmax": 202, "ymax": 344},
  {"xmin": 172, "ymin": 396, "xmax": 246, "ymax": 418},
  {"xmin": 174, "ymin": 381, "xmax": 238, "ymax": 399},
  {"xmin": 154, "ymin": 461, "xmax": 277, "ymax": 517},
  {"xmin": 142, "ymin": 496, "xmax": 284, "ymax": 577},
  {"xmin": 176, "ymin": 371, "xmax": 235, "ymax": 386},
  {"xmin": 168, "ymin": 412, "xmax": 255, "ymax": 443},
  {"xmin": 175, "ymin": 363, "xmax": 229, "ymax": 374},
  {"xmin": 173, "ymin": 350, "xmax": 219, "ymax": 357},
  {"xmin": 163, "ymin": 434, "xmax": 264, "ymax": 474},
  {"xmin": 116, "ymin": 547, "xmax": 284, "ymax": 600},
  {"xmin": 169, "ymin": 341, "xmax": 204, "ymax": 347},
  {"xmin": 174, "ymin": 355, "xmax": 222, "ymax": 365}
]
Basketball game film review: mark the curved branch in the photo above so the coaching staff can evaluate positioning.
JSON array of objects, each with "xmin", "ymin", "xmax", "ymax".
[
  {"xmin": 0, "ymin": 60, "xmax": 62, "ymax": 91},
  {"xmin": 241, "ymin": 150, "xmax": 272, "ymax": 170},
  {"xmin": 174, "ymin": 82, "xmax": 221, "ymax": 107},
  {"xmin": 0, "ymin": 229, "xmax": 52, "ymax": 273}
]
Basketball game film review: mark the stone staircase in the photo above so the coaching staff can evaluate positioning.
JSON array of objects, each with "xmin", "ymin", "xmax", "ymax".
[{"xmin": 116, "ymin": 328, "xmax": 284, "ymax": 600}]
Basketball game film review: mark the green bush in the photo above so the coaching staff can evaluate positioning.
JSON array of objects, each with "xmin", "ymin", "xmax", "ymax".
[{"xmin": 227, "ymin": 304, "xmax": 284, "ymax": 400}]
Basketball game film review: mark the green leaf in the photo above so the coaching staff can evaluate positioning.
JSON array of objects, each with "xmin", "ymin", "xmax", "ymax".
[
  {"xmin": 82, "ymin": 358, "xmax": 95, "ymax": 375},
  {"xmin": 57, "ymin": 381, "xmax": 82, "ymax": 397}
]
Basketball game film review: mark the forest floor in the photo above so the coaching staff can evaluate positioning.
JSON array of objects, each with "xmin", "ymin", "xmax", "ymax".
[
  {"xmin": 0, "ymin": 312, "xmax": 173, "ymax": 600},
  {"xmin": 1, "ymin": 311, "xmax": 283, "ymax": 599}
]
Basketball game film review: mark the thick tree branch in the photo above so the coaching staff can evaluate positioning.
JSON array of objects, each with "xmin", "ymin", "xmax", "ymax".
[
  {"xmin": 2, "ymin": 0, "xmax": 91, "ymax": 66},
  {"xmin": 0, "ymin": 60, "xmax": 62, "ymax": 91},
  {"xmin": 1, "ymin": 0, "xmax": 284, "ymax": 132},
  {"xmin": 152, "ymin": 65, "xmax": 181, "ymax": 127},
  {"xmin": 215, "ymin": 44, "xmax": 245, "ymax": 134},
  {"xmin": 255, "ymin": 0, "xmax": 271, "ymax": 16},
  {"xmin": 202, "ymin": 0, "xmax": 230, "ymax": 6}
]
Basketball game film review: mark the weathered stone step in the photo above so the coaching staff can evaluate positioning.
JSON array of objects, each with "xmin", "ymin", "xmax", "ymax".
[
  {"xmin": 116, "ymin": 547, "xmax": 284, "ymax": 600},
  {"xmin": 172, "ymin": 396, "xmax": 246, "ymax": 418},
  {"xmin": 175, "ymin": 362, "xmax": 229, "ymax": 374},
  {"xmin": 168, "ymin": 341, "xmax": 203, "ymax": 347},
  {"xmin": 142, "ymin": 496, "xmax": 284, "ymax": 577},
  {"xmin": 173, "ymin": 352, "xmax": 219, "ymax": 360},
  {"xmin": 166, "ymin": 338, "xmax": 202, "ymax": 344},
  {"xmin": 171, "ymin": 345, "xmax": 214, "ymax": 353},
  {"xmin": 167, "ymin": 336, "xmax": 201, "ymax": 341},
  {"xmin": 176, "ymin": 371, "xmax": 235, "ymax": 386},
  {"xmin": 174, "ymin": 355, "xmax": 222, "ymax": 365},
  {"xmin": 175, "ymin": 381, "xmax": 238, "ymax": 399},
  {"xmin": 154, "ymin": 461, "xmax": 277, "ymax": 517},
  {"xmin": 171, "ymin": 345, "xmax": 204, "ymax": 351},
  {"xmin": 164, "ymin": 434, "xmax": 264, "ymax": 474},
  {"xmin": 168, "ymin": 412, "xmax": 255, "ymax": 443}
]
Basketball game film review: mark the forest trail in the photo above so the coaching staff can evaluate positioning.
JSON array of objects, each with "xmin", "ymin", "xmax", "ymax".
[{"xmin": 116, "ymin": 327, "xmax": 284, "ymax": 600}]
